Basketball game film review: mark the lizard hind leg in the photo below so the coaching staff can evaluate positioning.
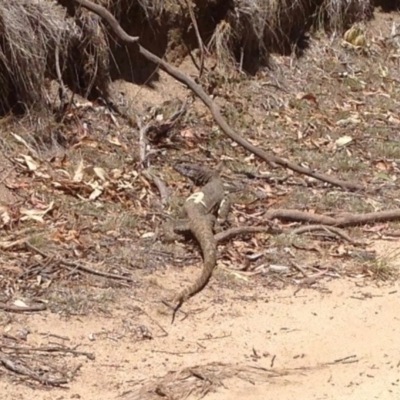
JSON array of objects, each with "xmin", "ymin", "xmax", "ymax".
[{"xmin": 163, "ymin": 219, "xmax": 190, "ymax": 242}]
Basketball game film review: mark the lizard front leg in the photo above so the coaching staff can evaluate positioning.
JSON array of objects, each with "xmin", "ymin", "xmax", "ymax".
[{"xmin": 213, "ymin": 195, "xmax": 232, "ymax": 233}]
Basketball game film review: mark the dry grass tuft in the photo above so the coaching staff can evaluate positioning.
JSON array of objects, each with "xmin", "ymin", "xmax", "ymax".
[
  {"xmin": 361, "ymin": 249, "xmax": 400, "ymax": 281},
  {"xmin": 0, "ymin": 0, "xmax": 111, "ymax": 115},
  {"xmin": 136, "ymin": 0, "xmax": 180, "ymax": 18},
  {"xmin": 0, "ymin": 0, "xmax": 382, "ymax": 115},
  {"xmin": 318, "ymin": 0, "xmax": 374, "ymax": 32},
  {"xmin": 0, "ymin": 0, "xmax": 70, "ymax": 114},
  {"xmin": 69, "ymin": 2, "xmax": 111, "ymax": 99},
  {"xmin": 135, "ymin": 0, "xmax": 375, "ymax": 74},
  {"xmin": 119, "ymin": 0, "xmax": 376, "ymax": 75}
]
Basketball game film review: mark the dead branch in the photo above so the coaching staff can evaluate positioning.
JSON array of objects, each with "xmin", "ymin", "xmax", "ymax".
[
  {"xmin": 183, "ymin": 0, "xmax": 206, "ymax": 76},
  {"xmin": 73, "ymin": 0, "xmax": 363, "ymax": 192},
  {"xmin": 264, "ymin": 209, "xmax": 400, "ymax": 227},
  {"xmin": 0, "ymin": 303, "xmax": 47, "ymax": 313},
  {"xmin": 74, "ymin": 0, "xmax": 139, "ymax": 43},
  {"xmin": 0, "ymin": 351, "xmax": 68, "ymax": 386},
  {"xmin": 1, "ymin": 345, "xmax": 95, "ymax": 361}
]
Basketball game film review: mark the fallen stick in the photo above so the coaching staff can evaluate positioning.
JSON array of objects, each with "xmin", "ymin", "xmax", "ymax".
[
  {"xmin": 0, "ymin": 351, "xmax": 68, "ymax": 386},
  {"xmin": 0, "ymin": 345, "xmax": 95, "ymax": 361},
  {"xmin": 263, "ymin": 209, "xmax": 400, "ymax": 227},
  {"xmin": 73, "ymin": 0, "xmax": 363, "ymax": 192},
  {"xmin": 289, "ymin": 224, "xmax": 357, "ymax": 243},
  {"xmin": 0, "ymin": 303, "xmax": 46, "ymax": 313},
  {"xmin": 25, "ymin": 242, "xmax": 134, "ymax": 283}
]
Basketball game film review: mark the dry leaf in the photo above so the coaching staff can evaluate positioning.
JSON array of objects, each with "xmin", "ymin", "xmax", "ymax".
[
  {"xmin": 141, "ymin": 232, "xmax": 155, "ymax": 239},
  {"xmin": 73, "ymin": 159, "xmax": 85, "ymax": 182},
  {"xmin": 180, "ymin": 128, "xmax": 195, "ymax": 138},
  {"xmin": 11, "ymin": 133, "xmax": 36, "ymax": 154},
  {"xmin": 0, "ymin": 206, "xmax": 11, "ymax": 226},
  {"xmin": 110, "ymin": 169, "xmax": 123, "ymax": 179},
  {"xmin": 374, "ymin": 161, "xmax": 390, "ymax": 172},
  {"xmin": 228, "ymin": 271, "xmax": 249, "ymax": 281},
  {"xmin": 13, "ymin": 300, "xmax": 28, "ymax": 308},
  {"xmin": 88, "ymin": 181, "xmax": 103, "ymax": 200},
  {"xmin": 93, "ymin": 167, "xmax": 108, "ymax": 182},
  {"xmin": 388, "ymin": 114, "xmax": 400, "ymax": 125},
  {"xmin": 335, "ymin": 136, "xmax": 353, "ymax": 147},
  {"xmin": 20, "ymin": 201, "xmax": 54, "ymax": 223},
  {"xmin": 336, "ymin": 117, "xmax": 361, "ymax": 126},
  {"xmin": 108, "ymin": 136, "xmax": 122, "ymax": 146},
  {"xmin": 299, "ymin": 93, "xmax": 318, "ymax": 106},
  {"xmin": 21, "ymin": 155, "xmax": 38, "ymax": 171},
  {"xmin": 379, "ymin": 66, "xmax": 389, "ymax": 78},
  {"xmin": 336, "ymin": 243, "xmax": 347, "ymax": 255}
]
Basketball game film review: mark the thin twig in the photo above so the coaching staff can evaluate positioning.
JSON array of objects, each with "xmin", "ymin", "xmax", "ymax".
[
  {"xmin": 0, "ymin": 351, "xmax": 68, "ymax": 386},
  {"xmin": 290, "ymin": 224, "xmax": 358, "ymax": 243},
  {"xmin": 214, "ymin": 226, "xmax": 279, "ymax": 242},
  {"xmin": 0, "ymin": 345, "xmax": 95, "ymax": 361},
  {"xmin": 55, "ymin": 44, "xmax": 67, "ymax": 108},
  {"xmin": 290, "ymin": 261, "xmax": 329, "ymax": 294},
  {"xmin": 184, "ymin": 0, "xmax": 207, "ymax": 77},
  {"xmin": 25, "ymin": 242, "xmax": 134, "ymax": 283},
  {"xmin": 137, "ymin": 117, "xmax": 151, "ymax": 166},
  {"xmin": 0, "ymin": 166, "xmax": 15, "ymax": 184}
]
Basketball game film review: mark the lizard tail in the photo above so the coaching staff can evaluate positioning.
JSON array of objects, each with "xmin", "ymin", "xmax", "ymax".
[{"xmin": 173, "ymin": 230, "xmax": 217, "ymax": 305}]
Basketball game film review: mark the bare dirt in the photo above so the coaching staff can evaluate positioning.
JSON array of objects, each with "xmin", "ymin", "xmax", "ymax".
[
  {"xmin": 1, "ymin": 242, "xmax": 399, "ymax": 400},
  {"xmin": 1, "ymin": 9, "xmax": 400, "ymax": 400}
]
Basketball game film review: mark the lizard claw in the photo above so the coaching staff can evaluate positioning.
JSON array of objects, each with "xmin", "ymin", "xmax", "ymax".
[{"xmin": 161, "ymin": 299, "xmax": 187, "ymax": 324}]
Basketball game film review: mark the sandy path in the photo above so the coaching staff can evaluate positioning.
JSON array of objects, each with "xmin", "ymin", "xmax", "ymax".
[{"xmin": 1, "ymin": 275, "xmax": 399, "ymax": 400}]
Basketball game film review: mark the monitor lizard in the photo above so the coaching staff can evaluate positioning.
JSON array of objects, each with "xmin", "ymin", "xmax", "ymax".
[{"xmin": 164, "ymin": 163, "xmax": 230, "ymax": 322}]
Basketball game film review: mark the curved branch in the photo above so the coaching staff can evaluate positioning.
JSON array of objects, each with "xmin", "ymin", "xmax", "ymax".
[
  {"xmin": 73, "ymin": 0, "xmax": 363, "ymax": 192},
  {"xmin": 74, "ymin": 0, "xmax": 139, "ymax": 43}
]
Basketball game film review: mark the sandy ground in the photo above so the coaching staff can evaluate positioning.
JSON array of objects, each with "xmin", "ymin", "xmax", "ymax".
[{"xmin": 1, "ymin": 240, "xmax": 399, "ymax": 400}]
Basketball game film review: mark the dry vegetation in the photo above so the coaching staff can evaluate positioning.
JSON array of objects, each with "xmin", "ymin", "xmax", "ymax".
[
  {"xmin": 1, "ymin": 0, "xmax": 400, "ymax": 396},
  {"xmin": 0, "ymin": 0, "xmax": 380, "ymax": 113}
]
